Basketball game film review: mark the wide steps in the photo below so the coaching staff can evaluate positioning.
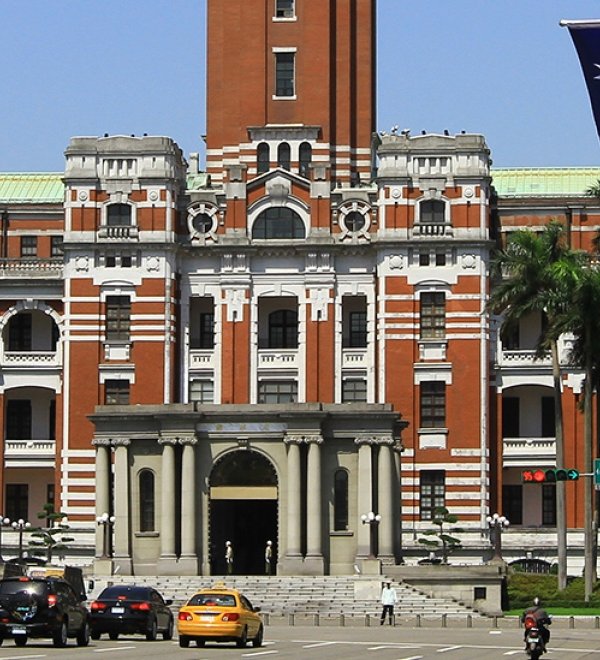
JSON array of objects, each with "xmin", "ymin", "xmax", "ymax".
[{"xmin": 98, "ymin": 575, "xmax": 479, "ymax": 618}]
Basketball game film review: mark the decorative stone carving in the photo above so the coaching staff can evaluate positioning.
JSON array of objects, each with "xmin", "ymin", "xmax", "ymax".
[
  {"xmin": 284, "ymin": 434, "xmax": 323, "ymax": 445},
  {"xmin": 389, "ymin": 254, "xmax": 404, "ymax": 270}
]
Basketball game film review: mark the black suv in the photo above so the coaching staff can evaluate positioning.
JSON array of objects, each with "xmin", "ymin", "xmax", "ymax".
[{"xmin": 0, "ymin": 575, "xmax": 90, "ymax": 647}]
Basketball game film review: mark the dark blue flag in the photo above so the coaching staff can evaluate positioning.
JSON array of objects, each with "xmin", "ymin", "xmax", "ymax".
[{"xmin": 562, "ymin": 20, "xmax": 600, "ymax": 139}]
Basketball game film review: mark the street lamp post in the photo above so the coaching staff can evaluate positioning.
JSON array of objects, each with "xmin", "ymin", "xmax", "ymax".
[
  {"xmin": 11, "ymin": 519, "xmax": 31, "ymax": 560},
  {"xmin": 0, "ymin": 517, "xmax": 10, "ymax": 562},
  {"xmin": 96, "ymin": 513, "xmax": 115, "ymax": 559},
  {"xmin": 361, "ymin": 511, "xmax": 382, "ymax": 559},
  {"xmin": 487, "ymin": 512, "xmax": 509, "ymax": 562}
]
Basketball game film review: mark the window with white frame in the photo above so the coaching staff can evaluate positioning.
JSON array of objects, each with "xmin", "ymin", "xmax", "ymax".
[
  {"xmin": 20, "ymin": 236, "xmax": 37, "ymax": 258},
  {"xmin": 107, "ymin": 203, "xmax": 132, "ymax": 226},
  {"xmin": 420, "ymin": 292, "xmax": 445, "ymax": 339},
  {"xmin": 275, "ymin": 52, "xmax": 295, "ymax": 97},
  {"xmin": 419, "ymin": 470, "xmax": 445, "ymax": 521},
  {"xmin": 275, "ymin": 0, "xmax": 294, "ymax": 19},
  {"xmin": 105, "ymin": 295, "xmax": 131, "ymax": 341},
  {"xmin": 420, "ymin": 381, "xmax": 446, "ymax": 429},
  {"xmin": 342, "ymin": 378, "xmax": 367, "ymax": 403},
  {"xmin": 258, "ymin": 380, "xmax": 298, "ymax": 403},
  {"xmin": 419, "ymin": 199, "xmax": 445, "ymax": 225},
  {"xmin": 104, "ymin": 379, "xmax": 130, "ymax": 405},
  {"xmin": 189, "ymin": 379, "xmax": 214, "ymax": 404},
  {"xmin": 139, "ymin": 469, "xmax": 155, "ymax": 532}
]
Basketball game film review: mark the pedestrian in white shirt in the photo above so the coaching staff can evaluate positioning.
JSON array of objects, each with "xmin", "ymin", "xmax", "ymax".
[{"xmin": 380, "ymin": 581, "xmax": 397, "ymax": 625}]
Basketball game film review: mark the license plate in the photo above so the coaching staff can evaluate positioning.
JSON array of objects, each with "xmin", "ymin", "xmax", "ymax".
[
  {"xmin": 200, "ymin": 615, "xmax": 213, "ymax": 622},
  {"xmin": 111, "ymin": 607, "xmax": 125, "ymax": 614},
  {"xmin": 12, "ymin": 626, "xmax": 26, "ymax": 635}
]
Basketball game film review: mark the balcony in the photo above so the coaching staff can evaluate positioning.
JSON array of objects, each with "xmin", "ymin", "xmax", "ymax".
[
  {"xmin": 4, "ymin": 439, "xmax": 56, "ymax": 467},
  {"xmin": 2, "ymin": 350, "xmax": 61, "ymax": 368},
  {"xmin": 503, "ymin": 436, "xmax": 556, "ymax": 468},
  {"xmin": 341, "ymin": 348, "xmax": 368, "ymax": 369},
  {"xmin": 257, "ymin": 349, "xmax": 299, "ymax": 370},
  {"xmin": 189, "ymin": 349, "xmax": 216, "ymax": 371},
  {"xmin": 497, "ymin": 349, "xmax": 552, "ymax": 368},
  {"xmin": 412, "ymin": 223, "xmax": 453, "ymax": 238},
  {"xmin": 97, "ymin": 225, "xmax": 139, "ymax": 240},
  {"xmin": 0, "ymin": 258, "xmax": 62, "ymax": 279}
]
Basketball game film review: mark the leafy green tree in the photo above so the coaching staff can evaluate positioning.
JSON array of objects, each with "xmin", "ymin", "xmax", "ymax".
[
  {"xmin": 417, "ymin": 506, "xmax": 463, "ymax": 564},
  {"xmin": 488, "ymin": 221, "xmax": 585, "ymax": 591},
  {"xmin": 28, "ymin": 503, "xmax": 74, "ymax": 563}
]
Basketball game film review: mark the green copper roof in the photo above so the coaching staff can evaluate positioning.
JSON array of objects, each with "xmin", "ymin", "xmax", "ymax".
[
  {"xmin": 491, "ymin": 167, "xmax": 600, "ymax": 198},
  {"xmin": 0, "ymin": 173, "xmax": 64, "ymax": 204}
]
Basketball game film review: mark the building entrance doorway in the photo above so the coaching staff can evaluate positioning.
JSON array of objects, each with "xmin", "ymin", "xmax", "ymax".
[{"xmin": 208, "ymin": 450, "xmax": 278, "ymax": 576}]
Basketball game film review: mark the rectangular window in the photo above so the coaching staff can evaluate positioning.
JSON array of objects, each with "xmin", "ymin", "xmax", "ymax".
[
  {"xmin": 542, "ymin": 484, "xmax": 556, "ymax": 526},
  {"xmin": 50, "ymin": 236, "xmax": 63, "ymax": 257},
  {"xmin": 419, "ymin": 252, "xmax": 430, "ymax": 266},
  {"xmin": 275, "ymin": 0, "xmax": 294, "ymax": 18},
  {"xmin": 8, "ymin": 313, "xmax": 32, "ymax": 351},
  {"xmin": 104, "ymin": 380, "xmax": 130, "ymax": 405},
  {"xmin": 502, "ymin": 484, "xmax": 523, "ymax": 525},
  {"xmin": 502, "ymin": 397, "xmax": 520, "ymax": 437},
  {"xmin": 20, "ymin": 236, "xmax": 37, "ymax": 258},
  {"xmin": 419, "ymin": 470, "xmax": 445, "ymax": 521},
  {"xmin": 275, "ymin": 52, "xmax": 295, "ymax": 97},
  {"xmin": 258, "ymin": 380, "xmax": 297, "ymax": 404},
  {"xmin": 541, "ymin": 396, "xmax": 556, "ymax": 437},
  {"xmin": 6, "ymin": 400, "xmax": 31, "ymax": 439},
  {"xmin": 435, "ymin": 251, "xmax": 446, "ymax": 266},
  {"xmin": 342, "ymin": 379, "xmax": 367, "ymax": 403},
  {"xmin": 189, "ymin": 379, "xmax": 214, "ymax": 404},
  {"xmin": 420, "ymin": 381, "xmax": 446, "ymax": 429},
  {"xmin": 105, "ymin": 295, "xmax": 131, "ymax": 341},
  {"xmin": 348, "ymin": 311, "xmax": 367, "ymax": 348},
  {"xmin": 501, "ymin": 324, "xmax": 520, "ymax": 350},
  {"xmin": 420, "ymin": 292, "xmax": 445, "ymax": 339},
  {"xmin": 6, "ymin": 484, "xmax": 28, "ymax": 522}
]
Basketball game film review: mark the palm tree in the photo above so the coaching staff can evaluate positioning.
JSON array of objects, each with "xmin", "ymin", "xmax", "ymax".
[
  {"xmin": 489, "ymin": 221, "xmax": 584, "ymax": 591},
  {"xmin": 551, "ymin": 264, "xmax": 600, "ymax": 601}
]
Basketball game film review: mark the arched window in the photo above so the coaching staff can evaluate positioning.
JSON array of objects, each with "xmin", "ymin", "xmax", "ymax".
[
  {"xmin": 107, "ymin": 204, "xmax": 132, "ymax": 226},
  {"xmin": 268, "ymin": 309, "xmax": 298, "ymax": 348},
  {"xmin": 299, "ymin": 142, "xmax": 312, "ymax": 177},
  {"xmin": 257, "ymin": 142, "xmax": 270, "ymax": 174},
  {"xmin": 139, "ymin": 469, "xmax": 155, "ymax": 532},
  {"xmin": 252, "ymin": 207, "xmax": 305, "ymax": 240},
  {"xmin": 277, "ymin": 143, "xmax": 291, "ymax": 170},
  {"xmin": 419, "ymin": 199, "xmax": 445, "ymax": 224},
  {"xmin": 334, "ymin": 469, "xmax": 349, "ymax": 531}
]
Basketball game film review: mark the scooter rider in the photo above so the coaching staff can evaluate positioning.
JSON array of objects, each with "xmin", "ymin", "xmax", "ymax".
[{"xmin": 521, "ymin": 597, "xmax": 551, "ymax": 652}]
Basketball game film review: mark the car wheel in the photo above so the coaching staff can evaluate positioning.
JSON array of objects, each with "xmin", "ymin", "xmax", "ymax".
[
  {"xmin": 252, "ymin": 625, "xmax": 264, "ymax": 648},
  {"xmin": 109, "ymin": 631, "xmax": 119, "ymax": 641},
  {"xmin": 162, "ymin": 617, "xmax": 174, "ymax": 641},
  {"xmin": 91, "ymin": 630, "xmax": 101, "ymax": 640},
  {"xmin": 0, "ymin": 636, "xmax": 3, "ymax": 646},
  {"xmin": 179, "ymin": 635, "xmax": 190, "ymax": 648},
  {"xmin": 236, "ymin": 626, "xmax": 248, "ymax": 648},
  {"xmin": 145, "ymin": 617, "xmax": 158, "ymax": 641},
  {"xmin": 77, "ymin": 621, "xmax": 90, "ymax": 647},
  {"xmin": 53, "ymin": 621, "xmax": 68, "ymax": 648},
  {"xmin": 14, "ymin": 636, "xmax": 27, "ymax": 647}
]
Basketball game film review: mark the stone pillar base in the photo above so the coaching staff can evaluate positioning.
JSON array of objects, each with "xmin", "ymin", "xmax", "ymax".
[
  {"xmin": 112, "ymin": 556, "xmax": 133, "ymax": 576},
  {"xmin": 93, "ymin": 558, "xmax": 114, "ymax": 576},
  {"xmin": 157, "ymin": 555, "xmax": 179, "ymax": 575},
  {"xmin": 176, "ymin": 555, "xmax": 200, "ymax": 575},
  {"xmin": 360, "ymin": 558, "xmax": 382, "ymax": 575},
  {"xmin": 279, "ymin": 554, "xmax": 324, "ymax": 575}
]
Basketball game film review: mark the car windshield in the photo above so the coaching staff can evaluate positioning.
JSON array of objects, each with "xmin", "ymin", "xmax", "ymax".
[
  {"xmin": 0, "ymin": 580, "xmax": 47, "ymax": 597},
  {"xmin": 99, "ymin": 586, "xmax": 149, "ymax": 601},
  {"xmin": 188, "ymin": 593, "xmax": 236, "ymax": 607}
]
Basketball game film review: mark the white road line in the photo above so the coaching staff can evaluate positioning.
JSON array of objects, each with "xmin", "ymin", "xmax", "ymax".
[
  {"xmin": 94, "ymin": 647, "xmax": 136, "ymax": 653},
  {"xmin": 242, "ymin": 651, "xmax": 278, "ymax": 657},
  {"xmin": 303, "ymin": 642, "xmax": 336, "ymax": 648},
  {"xmin": 396, "ymin": 656, "xmax": 423, "ymax": 660},
  {"xmin": 0, "ymin": 656, "xmax": 46, "ymax": 660},
  {"xmin": 437, "ymin": 647, "xmax": 461, "ymax": 653},
  {"xmin": 369, "ymin": 646, "xmax": 395, "ymax": 650},
  {"xmin": 503, "ymin": 652, "xmax": 522, "ymax": 656}
]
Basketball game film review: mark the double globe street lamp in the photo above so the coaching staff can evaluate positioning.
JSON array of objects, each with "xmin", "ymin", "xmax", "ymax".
[
  {"xmin": 11, "ymin": 519, "xmax": 31, "ymax": 560},
  {"xmin": 97, "ymin": 512, "xmax": 116, "ymax": 559},
  {"xmin": 487, "ymin": 512, "xmax": 509, "ymax": 562},
  {"xmin": 361, "ymin": 511, "xmax": 382, "ymax": 559}
]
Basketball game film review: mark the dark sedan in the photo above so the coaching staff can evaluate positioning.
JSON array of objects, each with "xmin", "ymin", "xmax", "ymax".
[{"xmin": 89, "ymin": 585, "xmax": 174, "ymax": 641}]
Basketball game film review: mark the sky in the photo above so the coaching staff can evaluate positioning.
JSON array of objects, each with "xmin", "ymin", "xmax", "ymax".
[{"xmin": 0, "ymin": 0, "xmax": 599, "ymax": 172}]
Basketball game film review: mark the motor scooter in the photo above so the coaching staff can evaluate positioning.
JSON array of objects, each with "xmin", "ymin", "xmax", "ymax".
[{"xmin": 523, "ymin": 614, "xmax": 545, "ymax": 659}]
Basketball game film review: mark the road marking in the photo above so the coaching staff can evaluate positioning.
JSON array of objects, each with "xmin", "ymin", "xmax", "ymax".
[
  {"xmin": 437, "ymin": 647, "xmax": 461, "ymax": 653},
  {"xmin": 396, "ymin": 656, "xmax": 423, "ymax": 660},
  {"xmin": 503, "ymin": 652, "xmax": 522, "ymax": 656},
  {"xmin": 94, "ymin": 647, "xmax": 136, "ymax": 653},
  {"xmin": 303, "ymin": 642, "xmax": 336, "ymax": 648},
  {"xmin": 242, "ymin": 651, "xmax": 278, "ymax": 657},
  {"xmin": 0, "ymin": 656, "xmax": 46, "ymax": 660}
]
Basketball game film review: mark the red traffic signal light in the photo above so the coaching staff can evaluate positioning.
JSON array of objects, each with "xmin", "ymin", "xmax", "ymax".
[{"xmin": 521, "ymin": 468, "xmax": 579, "ymax": 483}]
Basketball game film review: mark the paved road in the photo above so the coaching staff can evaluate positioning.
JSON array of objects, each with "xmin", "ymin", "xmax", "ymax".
[{"xmin": 0, "ymin": 626, "xmax": 599, "ymax": 659}]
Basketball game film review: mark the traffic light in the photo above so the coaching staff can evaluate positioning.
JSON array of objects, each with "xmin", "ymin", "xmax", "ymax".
[{"xmin": 521, "ymin": 468, "xmax": 580, "ymax": 483}]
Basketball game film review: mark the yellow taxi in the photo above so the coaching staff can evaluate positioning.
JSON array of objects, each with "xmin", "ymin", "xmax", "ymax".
[{"xmin": 177, "ymin": 585, "xmax": 263, "ymax": 648}]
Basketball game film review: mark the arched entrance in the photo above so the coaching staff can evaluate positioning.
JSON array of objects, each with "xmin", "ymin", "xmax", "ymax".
[{"xmin": 209, "ymin": 450, "xmax": 278, "ymax": 575}]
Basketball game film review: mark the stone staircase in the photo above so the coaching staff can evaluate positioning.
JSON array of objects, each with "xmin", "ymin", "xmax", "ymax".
[{"xmin": 91, "ymin": 575, "xmax": 481, "ymax": 618}]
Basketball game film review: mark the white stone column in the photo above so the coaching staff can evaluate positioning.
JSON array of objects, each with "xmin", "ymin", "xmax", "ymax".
[
  {"xmin": 377, "ymin": 439, "xmax": 395, "ymax": 559},
  {"xmin": 112, "ymin": 438, "xmax": 132, "ymax": 574},
  {"xmin": 355, "ymin": 436, "xmax": 374, "ymax": 558},
  {"xmin": 305, "ymin": 436, "xmax": 324, "ymax": 572},
  {"xmin": 93, "ymin": 440, "xmax": 111, "ymax": 558},
  {"xmin": 180, "ymin": 437, "xmax": 199, "ymax": 573},
  {"xmin": 285, "ymin": 437, "xmax": 302, "ymax": 559},
  {"xmin": 159, "ymin": 437, "xmax": 177, "ymax": 564}
]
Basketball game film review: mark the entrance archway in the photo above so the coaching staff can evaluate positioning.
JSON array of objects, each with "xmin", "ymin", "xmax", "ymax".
[{"xmin": 209, "ymin": 450, "xmax": 278, "ymax": 575}]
